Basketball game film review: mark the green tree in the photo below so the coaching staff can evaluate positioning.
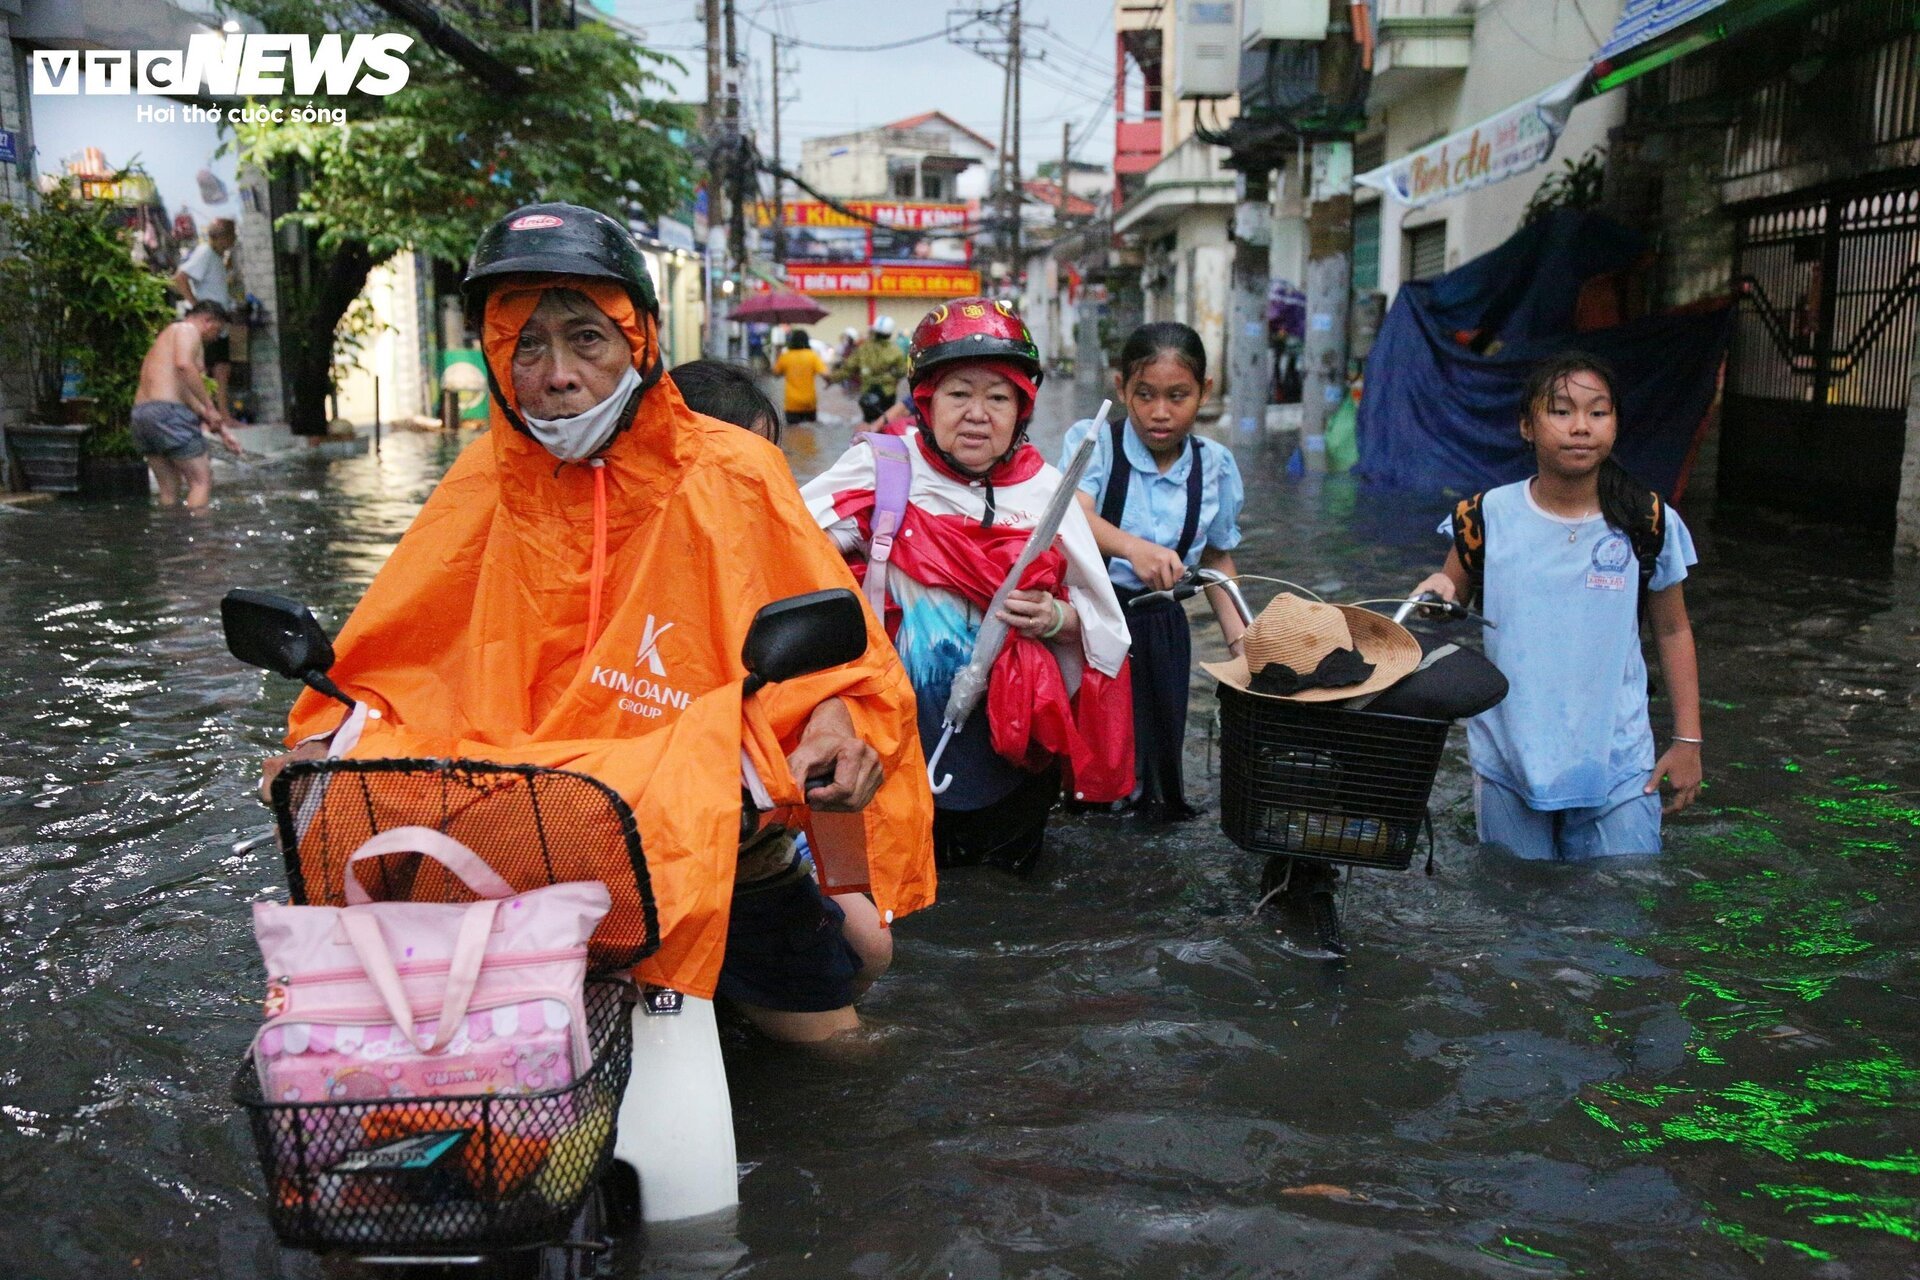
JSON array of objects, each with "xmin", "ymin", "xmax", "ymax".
[
  {"xmin": 229, "ymin": 1, "xmax": 694, "ymax": 432},
  {"xmin": 1524, "ymin": 145, "xmax": 1608, "ymax": 225},
  {"xmin": 0, "ymin": 174, "xmax": 174, "ymax": 445}
]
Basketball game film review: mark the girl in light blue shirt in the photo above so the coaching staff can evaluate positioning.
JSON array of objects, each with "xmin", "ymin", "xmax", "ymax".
[
  {"xmin": 1064, "ymin": 323, "xmax": 1247, "ymax": 821},
  {"xmin": 1414, "ymin": 352, "xmax": 1704, "ymax": 860}
]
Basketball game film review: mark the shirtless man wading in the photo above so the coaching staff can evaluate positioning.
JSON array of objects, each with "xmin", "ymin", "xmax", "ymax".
[{"xmin": 133, "ymin": 300, "xmax": 239, "ymax": 508}]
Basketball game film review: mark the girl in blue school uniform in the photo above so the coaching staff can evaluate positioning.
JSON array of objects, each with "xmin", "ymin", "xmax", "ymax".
[
  {"xmin": 1063, "ymin": 322, "xmax": 1248, "ymax": 821},
  {"xmin": 1413, "ymin": 351, "xmax": 1704, "ymax": 860}
]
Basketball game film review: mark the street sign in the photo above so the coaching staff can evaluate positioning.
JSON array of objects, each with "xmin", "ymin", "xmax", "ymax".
[{"xmin": 0, "ymin": 131, "xmax": 18, "ymax": 165}]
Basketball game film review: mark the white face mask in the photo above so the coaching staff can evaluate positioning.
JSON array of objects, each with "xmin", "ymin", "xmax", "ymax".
[{"xmin": 521, "ymin": 363, "xmax": 642, "ymax": 461}]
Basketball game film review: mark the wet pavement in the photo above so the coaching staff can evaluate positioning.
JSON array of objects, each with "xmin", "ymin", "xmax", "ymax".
[{"xmin": 1, "ymin": 377, "xmax": 1916, "ymax": 1278}]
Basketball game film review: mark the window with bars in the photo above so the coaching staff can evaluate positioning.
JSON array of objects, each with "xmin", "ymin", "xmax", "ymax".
[
  {"xmin": 1352, "ymin": 201, "xmax": 1381, "ymax": 292},
  {"xmin": 1405, "ymin": 221, "xmax": 1447, "ymax": 282}
]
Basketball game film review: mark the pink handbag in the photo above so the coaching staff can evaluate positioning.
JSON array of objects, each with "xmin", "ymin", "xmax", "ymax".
[{"xmin": 251, "ymin": 826, "xmax": 611, "ymax": 1107}]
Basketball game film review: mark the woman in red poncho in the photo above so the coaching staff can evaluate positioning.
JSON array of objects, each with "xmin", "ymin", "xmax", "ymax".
[{"xmin": 800, "ymin": 298, "xmax": 1133, "ymax": 874}]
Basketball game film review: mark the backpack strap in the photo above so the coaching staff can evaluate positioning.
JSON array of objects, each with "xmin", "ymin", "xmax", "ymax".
[
  {"xmin": 1173, "ymin": 436, "xmax": 1204, "ymax": 561},
  {"xmin": 1451, "ymin": 492, "xmax": 1487, "ymax": 604},
  {"xmin": 856, "ymin": 431, "xmax": 913, "ymax": 617},
  {"xmin": 1098, "ymin": 419, "xmax": 1133, "ymax": 529},
  {"xmin": 1631, "ymin": 491, "xmax": 1666, "ymax": 620}
]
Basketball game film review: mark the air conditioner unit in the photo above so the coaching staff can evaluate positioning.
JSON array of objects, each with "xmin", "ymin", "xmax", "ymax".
[
  {"xmin": 1176, "ymin": 1, "xmax": 1240, "ymax": 101},
  {"xmin": 1242, "ymin": 0, "xmax": 1329, "ymax": 47}
]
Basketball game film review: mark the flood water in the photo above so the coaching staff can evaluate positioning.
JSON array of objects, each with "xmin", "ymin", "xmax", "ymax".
[{"xmin": 2, "ymin": 378, "xmax": 1916, "ymax": 1279}]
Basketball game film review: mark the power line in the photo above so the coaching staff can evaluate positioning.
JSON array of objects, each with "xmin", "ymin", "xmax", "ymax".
[{"xmin": 736, "ymin": 13, "xmax": 953, "ymax": 52}]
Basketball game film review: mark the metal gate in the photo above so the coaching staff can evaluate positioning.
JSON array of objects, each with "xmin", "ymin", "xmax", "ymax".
[{"xmin": 1724, "ymin": 174, "xmax": 1920, "ymax": 525}]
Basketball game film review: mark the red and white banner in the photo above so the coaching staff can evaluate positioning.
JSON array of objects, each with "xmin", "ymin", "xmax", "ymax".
[{"xmin": 755, "ymin": 264, "xmax": 982, "ymax": 298}]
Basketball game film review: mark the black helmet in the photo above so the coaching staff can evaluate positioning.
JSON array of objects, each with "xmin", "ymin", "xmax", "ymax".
[
  {"xmin": 463, "ymin": 202, "xmax": 659, "ymax": 319},
  {"xmin": 464, "ymin": 202, "xmax": 663, "ymax": 448}
]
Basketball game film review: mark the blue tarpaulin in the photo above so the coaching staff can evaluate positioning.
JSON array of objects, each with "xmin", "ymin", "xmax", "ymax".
[{"xmin": 1354, "ymin": 210, "xmax": 1730, "ymax": 500}]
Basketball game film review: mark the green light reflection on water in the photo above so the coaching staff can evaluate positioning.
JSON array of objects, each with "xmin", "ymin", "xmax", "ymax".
[
  {"xmin": 1708, "ymin": 1218, "xmax": 1835, "ymax": 1262},
  {"xmin": 1754, "ymin": 1184, "xmax": 1920, "ymax": 1241},
  {"xmin": 1573, "ymin": 767, "xmax": 1920, "ymax": 1263},
  {"xmin": 1474, "ymin": 1236, "xmax": 1567, "ymax": 1271}
]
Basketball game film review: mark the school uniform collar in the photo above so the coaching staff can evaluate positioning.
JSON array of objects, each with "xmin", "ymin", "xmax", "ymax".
[{"xmin": 1123, "ymin": 417, "xmax": 1199, "ymax": 482}]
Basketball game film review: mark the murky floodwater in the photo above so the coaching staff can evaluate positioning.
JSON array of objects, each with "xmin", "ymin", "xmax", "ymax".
[{"xmin": 2, "ymin": 379, "xmax": 1915, "ymax": 1279}]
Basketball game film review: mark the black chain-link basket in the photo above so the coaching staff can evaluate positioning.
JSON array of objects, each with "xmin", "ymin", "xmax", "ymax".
[
  {"xmin": 240, "ymin": 760, "xmax": 659, "ymax": 1254},
  {"xmin": 235, "ymin": 979, "xmax": 633, "ymax": 1254},
  {"xmin": 1217, "ymin": 685, "xmax": 1451, "ymax": 870}
]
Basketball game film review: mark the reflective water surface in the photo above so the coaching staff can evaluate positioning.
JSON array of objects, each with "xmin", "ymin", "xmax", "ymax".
[{"xmin": 1, "ymin": 381, "xmax": 1915, "ymax": 1278}]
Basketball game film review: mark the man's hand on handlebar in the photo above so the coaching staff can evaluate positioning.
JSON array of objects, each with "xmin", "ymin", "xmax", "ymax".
[
  {"xmin": 787, "ymin": 698, "xmax": 884, "ymax": 813},
  {"xmin": 1411, "ymin": 574, "xmax": 1458, "ymax": 605},
  {"xmin": 1128, "ymin": 540, "xmax": 1186, "ymax": 593}
]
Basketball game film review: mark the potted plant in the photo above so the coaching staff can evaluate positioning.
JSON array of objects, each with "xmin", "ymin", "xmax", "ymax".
[{"xmin": 0, "ymin": 174, "xmax": 175, "ymax": 497}]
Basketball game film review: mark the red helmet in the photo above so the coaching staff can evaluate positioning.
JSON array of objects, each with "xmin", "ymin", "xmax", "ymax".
[{"xmin": 907, "ymin": 297, "xmax": 1044, "ymax": 390}]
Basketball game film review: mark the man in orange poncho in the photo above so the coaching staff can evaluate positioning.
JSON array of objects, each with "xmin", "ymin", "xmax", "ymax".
[{"xmin": 268, "ymin": 203, "xmax": 934, "ymax": 1042}]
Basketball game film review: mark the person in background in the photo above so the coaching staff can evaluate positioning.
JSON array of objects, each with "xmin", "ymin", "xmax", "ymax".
[
  {"xmin": 802, "ymin": 298, "xmax": 1134, "ymax": 874},
  {"xmin": 672, "ymin": 358, "xmax": 782, "ymax": 443},
  {"xmin": 172, "ymin": 217, "xmax": 237, "ymax": 416},
  {"xmin": 670, "ymin": 353, "xmax": 904, "ymax": 999},
  {"xmin": 843, "ymin": 315, "xmax": 911, "ymax": 423},
  {"xmin": 771, "ymin": 329, "xmax": 828, "ymax": 426},
  {"xmin": 131, "ymin": 300, "xmax": 240, "ymax": 509},
  {"xmin": 1412, "ymin": 351, "xmax": 1702, "ymax": 861},
  {"xmin": 1065, "ymin": 322, "xmax": 1247, "ymax": 821}
]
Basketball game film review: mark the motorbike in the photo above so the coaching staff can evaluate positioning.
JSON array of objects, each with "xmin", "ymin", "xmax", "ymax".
[{"xmin": 222, "ymin": 586, "xmax": 870, "ymax": 1275}]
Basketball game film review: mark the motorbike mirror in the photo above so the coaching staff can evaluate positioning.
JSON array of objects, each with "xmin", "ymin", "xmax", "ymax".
[
  {"xmin": 741, "ymin": 588, "xmax": 867, "ymax": 696},
  {"xmin": 220, "ymin": 589, "xmax": 356, "ymax": 708}
]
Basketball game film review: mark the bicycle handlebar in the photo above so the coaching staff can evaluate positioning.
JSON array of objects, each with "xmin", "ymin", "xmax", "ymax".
[
  {"xmin": 1390, "ymin": 592, "xmax": 1494, "ymax": 627},
  {"xmin": 1127, "ymin": 568, "xmax": 1254, "ymax": 626}
]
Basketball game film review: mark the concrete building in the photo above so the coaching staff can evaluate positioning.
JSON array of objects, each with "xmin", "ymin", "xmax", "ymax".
[
  {"xmin": 800, "ymin": 112, "xmax": 995, "ymax": 204},
  {"xmin": 1104, "ymin": 0, "xmax": 1243, "ymax": 398},
  {"xmin": 772, "ymin": 114, "xmax": 994, "ymax": 340},
  {"xmin": 1114, "ymin": 136, "xmax": 1237, "ymax": 378},
  {"xmin": 1595, "ymin": 0, "xmax": 1920, "ymax": 547},
  {"xmin": 1355, "ymin": 0, "xmax": 1626, "ymax": 304}
]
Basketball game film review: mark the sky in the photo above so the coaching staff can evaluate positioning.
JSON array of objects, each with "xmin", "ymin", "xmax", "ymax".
[
  {"xmin": 31, "ymin": 88, "xmax": 245, "ymax": 233},
  {"xmin": 604, "ymin": 0, "xmax": 1120, "ymax": 182}
]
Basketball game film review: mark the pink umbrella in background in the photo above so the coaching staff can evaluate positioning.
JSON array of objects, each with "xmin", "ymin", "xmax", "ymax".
[{"xmin": 730, "ymin": 289, "xmax": 829, "ymax": 325}]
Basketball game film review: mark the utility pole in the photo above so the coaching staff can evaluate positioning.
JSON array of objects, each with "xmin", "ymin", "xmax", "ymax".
[
  {"xmin": 724, "ymin": 0, "xmax": 746, "ymax": 275},
  {"xmin": 772, "ymin": 32, "xmax": 786, "ymax": 265},
  {"xmin": 948, "ymin": 3, "xmax": 1043, "ymax": 291},
  {"xmin": 1009, "ymin": 0, "xmax": 1022, "ymax": 274},
  {"xmin": 703, "ymin": 0, "xmax": 724, "ymax": 357},
  {"xmin": 1300, "ymin": 140, "xmax": 1353, "ymax": 472},
  {"xmin": 996, "ymin": 47, "xmax": 1012, "ymax": 278},
  {"xmin": 1226, "ymin": 169, "xmax": 1271, "ymax": 441},
  {"xmin": 703, "ymin": 0, "xmax": 721, "ymax": 132},
  {"xmin": 1058, "ymin": 120, "xmax": 1071, "ymax": 224}
]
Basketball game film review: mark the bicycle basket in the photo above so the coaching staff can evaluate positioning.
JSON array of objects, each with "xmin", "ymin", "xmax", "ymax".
[
  {"xmin": 1216, "ymin": 685, "xmax": 1451, "ymax": 870},
  {"xmin": 236, "ymin": 979, "xmax": 632, "ymax": 1255},
  {"xmin": 269, "ymin": 759, "xmax": 659, "ymax": 973}
]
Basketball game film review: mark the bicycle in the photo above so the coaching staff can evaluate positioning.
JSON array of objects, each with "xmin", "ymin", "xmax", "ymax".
[{"xmin": 1148, "ymin": 579, "xmax": 1497, "ymax": 959}]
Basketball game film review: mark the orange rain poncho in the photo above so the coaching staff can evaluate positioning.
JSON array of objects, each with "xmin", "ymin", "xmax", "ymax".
[{"xmin": 286, "ymin": 277, "xmax": 935, "ymax": 998}]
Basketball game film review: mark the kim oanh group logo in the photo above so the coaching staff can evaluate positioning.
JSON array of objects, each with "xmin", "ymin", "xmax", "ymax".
[{"xmin": 32, "ymin": 33, "xmax": 414, "ymax": 97}]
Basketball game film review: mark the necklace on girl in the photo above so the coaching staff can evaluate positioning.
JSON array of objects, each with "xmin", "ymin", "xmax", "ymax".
[{"xmin": 1532, "ymin": 479, "xmax": 1596, "ymax": 541}]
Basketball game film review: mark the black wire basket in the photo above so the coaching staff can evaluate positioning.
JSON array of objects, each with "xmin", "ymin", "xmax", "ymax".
[
  {"xmin": 234, "ymin": 979, "xmax": 633, "ymax": 1255},
  {"xmin": 1216, "ymin": 685, "xmax": 1452, "ymax": 871}
]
